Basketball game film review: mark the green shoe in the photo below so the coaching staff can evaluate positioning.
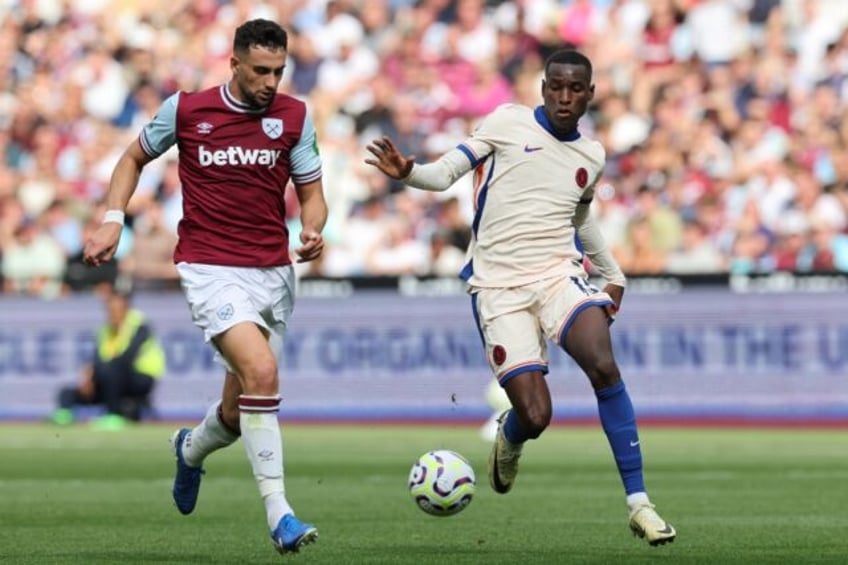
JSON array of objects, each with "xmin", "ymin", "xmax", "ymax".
[
  {"xmin": 90, "ymin": 413, "xmax": 130, "ymax": 431},
  {"xmin": 50, "ymin": 408, "xmax": 74, "ymax": 426}
]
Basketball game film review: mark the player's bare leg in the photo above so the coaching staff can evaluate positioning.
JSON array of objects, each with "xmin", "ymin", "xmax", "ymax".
[
  {"xmin": 564, "ymin": 306, "xmax": 675, "ymax": 545},
  {"xmin": 215, "ymin": 322, "xmax": 317, "ymax": 553},
  {"xmin": 489, "ymin": 371, "xmax": 551, "ymax": 493}
]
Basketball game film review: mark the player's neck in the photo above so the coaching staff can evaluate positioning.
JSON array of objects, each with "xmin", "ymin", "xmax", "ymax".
[{"xmin": 226, "ymin": 80, "xmax": 249, "ymax": 105}]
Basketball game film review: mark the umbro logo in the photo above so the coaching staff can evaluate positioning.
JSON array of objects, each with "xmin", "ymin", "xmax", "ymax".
[
  {"xmin": 197, "ymin": 122, "xmax": 214, "ymax": 135},
  {"xmin": 524, "ymin": 145, "xmax": 543, "ymax": 153}
]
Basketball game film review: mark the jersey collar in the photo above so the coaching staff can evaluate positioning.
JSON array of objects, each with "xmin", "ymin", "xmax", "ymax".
[
  {"xmin": 534, "ymin": 106, "xmax": 581, "ymax": 142},
  {"xmin": 221, "ymin": 83, "xmax": 269, "ymax": 114}
]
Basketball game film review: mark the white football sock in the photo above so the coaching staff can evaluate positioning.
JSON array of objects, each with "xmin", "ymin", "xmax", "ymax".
[
  {"xmin": 182, "ymin": 401, "xmax": 240, "ymax": 468},
  {"xmin": 626, "ymin": 491, "xmax": 651, "ymax": 512},
  {"xmin": 239, "ymin": 394, "xmax": 293, "ymax": 531}
]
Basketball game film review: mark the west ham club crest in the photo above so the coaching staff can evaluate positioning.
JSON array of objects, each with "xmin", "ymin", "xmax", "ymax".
[{"xmin": 262, "ymin": 118, "xmax": 283, "ymax": 139}]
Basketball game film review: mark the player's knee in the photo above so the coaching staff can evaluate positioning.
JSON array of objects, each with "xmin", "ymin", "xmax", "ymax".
[
  {"xmin": 586, "ymin": 357, "xmax": 621, "ymax": 389},
  {"xmin": 521, "ymin": 406, "xmax": 551, "ymax": 439},
  {"xmin": 241, "ymin": 360, "xmax": 279, "ymax": 395}
]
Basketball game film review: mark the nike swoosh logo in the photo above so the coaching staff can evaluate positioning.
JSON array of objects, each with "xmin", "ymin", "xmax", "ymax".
[
  {"xmin": 657, "ymin": 525, "xmax": 674, "ymax": 535},
  {"xmin": 630, "ymin": 440, "xmax": 640, "ymax": 447},
  {"xmin": 524, "ymin": 145, "xmax": 543, "ymax": 153}
]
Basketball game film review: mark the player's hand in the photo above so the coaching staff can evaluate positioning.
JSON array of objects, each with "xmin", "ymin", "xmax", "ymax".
[
  {"xmin": 602, "ymin": 283, "xmax": 624, "ymax": 321},
  {"xmin": 294, "ymin": 228, "xmax": 324, "ymax": 263},
  {"xmin": 83, "ymin": 223, "xmax": 123, "ymax": 267},
  {"xmin": 365, "ymin": 136, "xmax": 415, "ymax": 180}
]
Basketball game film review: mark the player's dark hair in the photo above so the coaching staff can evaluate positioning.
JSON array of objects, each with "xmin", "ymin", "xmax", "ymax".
[
  {"xmin": 233, "ymin": 19, "xmax": 288, "ymax": 55},
  {"xmin": 544, "ymin": 49, "xmax": 593, "ymax": 81}
]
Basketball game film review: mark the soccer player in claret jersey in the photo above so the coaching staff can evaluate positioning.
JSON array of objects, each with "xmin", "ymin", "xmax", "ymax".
[
  {"xmin": 366, "ymin": 49, "xmax": 676, "ymax": 546},
  {"xmin": 84, "ymin": 19, "xmax": 327, "ymax": 555}
]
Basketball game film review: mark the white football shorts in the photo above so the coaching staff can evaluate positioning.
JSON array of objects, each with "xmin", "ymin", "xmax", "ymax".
[
  {"xmin": 176, "ymin": 262, "xmax": 296, "ymax": 370},
  {"xmin": 471, "ymin": 275, "xmax": 613, "ymax": 385}
]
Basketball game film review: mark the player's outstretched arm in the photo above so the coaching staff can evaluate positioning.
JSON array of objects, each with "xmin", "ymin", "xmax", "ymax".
[
  {"xmin": 293, "ymin": 179, "xmax": 328, "ymax": 263},
  {"xmin": 365, "ymin": 136, "xmax": 472, "ymax": 193},
  {"xmin": 84, "ymin": 140, "xmax": 154, "ymax": 267}
]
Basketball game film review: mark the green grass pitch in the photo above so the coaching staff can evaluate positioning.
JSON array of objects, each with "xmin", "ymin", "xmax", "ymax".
[{"xmin": 0, "ymin": 424, "xmax": 846, "ymax": 564}]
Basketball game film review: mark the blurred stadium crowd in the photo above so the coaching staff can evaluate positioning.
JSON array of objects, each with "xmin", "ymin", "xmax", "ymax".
[{"xmin": 1, "ymin": 0, "xmax": 847, "ymax": 298}]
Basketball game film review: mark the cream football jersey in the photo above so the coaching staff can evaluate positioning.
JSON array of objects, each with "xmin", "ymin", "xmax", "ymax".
[{"xmin": 457, "ymin": 104, "xmax": 606, "ymax": 288}]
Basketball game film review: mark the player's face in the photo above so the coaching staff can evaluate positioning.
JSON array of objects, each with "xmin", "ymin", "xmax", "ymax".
[
  {"xmin": 541, "ymin": 63, "xmax": 594, "ymax": 134},
  {"xmin": 230, "ymin": 45, "xmax": 287, "ymax": 109}
]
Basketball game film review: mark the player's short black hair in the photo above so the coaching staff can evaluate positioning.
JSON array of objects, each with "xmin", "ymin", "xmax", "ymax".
[
  {"xmin": 233, "ymin": 19, "xmax": 288, "ymax": 55},
  {"xmin": 544, "ymin": 49, "xmax": 593, "ymax": 82}
]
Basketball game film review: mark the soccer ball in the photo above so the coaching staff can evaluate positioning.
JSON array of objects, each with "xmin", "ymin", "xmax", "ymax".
[{"xmin": 408, "ymin": 450, "xmax": 476, "ymax": 517}]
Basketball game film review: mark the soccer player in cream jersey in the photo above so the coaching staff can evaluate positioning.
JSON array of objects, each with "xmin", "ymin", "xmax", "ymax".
[
  {"xmin": 84, "ymin": 20, "xmax": 326, "ymax": 555},
  {"xmin": 366, "ymin": 49, "xmax": 676, "ymax": 546}
]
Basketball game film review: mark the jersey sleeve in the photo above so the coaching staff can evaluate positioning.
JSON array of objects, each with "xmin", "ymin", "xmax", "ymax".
[
  {"xmin": 289, "ymin": 109, "xmax": 322, "ymax": 185},
  {"xmin": 138, "ymin": 92, "xmax": 180, "ymax": 158},
  {"xmin": 404, "ymin": 148, "xmax": 473, "ymax": 192},
  {"xmin": 456, "ymin": 104, "xmax": 514, "ymax": 167}
]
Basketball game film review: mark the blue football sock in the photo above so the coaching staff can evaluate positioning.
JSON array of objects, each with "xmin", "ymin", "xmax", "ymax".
[
  {"xmin": 595, "ymin": 381, "xmax": 645, "ymax": 495},
  {"xmin": 502, "ymin": 409, "xmax": 531, "ymax": 444}
]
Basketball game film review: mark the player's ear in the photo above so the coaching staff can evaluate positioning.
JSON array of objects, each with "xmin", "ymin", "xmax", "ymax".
[{"xmin": 230, "ymin": 55, "xmax": 240, "ymax": 76}]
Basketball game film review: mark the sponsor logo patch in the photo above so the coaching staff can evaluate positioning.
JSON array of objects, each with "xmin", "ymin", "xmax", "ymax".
[{"xmin": 198, "ymin": 145, "xmax": 281, "ymax": 168}]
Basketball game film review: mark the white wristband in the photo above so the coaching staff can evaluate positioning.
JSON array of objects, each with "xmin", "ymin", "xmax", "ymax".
[{"xmin": 102, "ymin": 210, "xmax": 125, "ymax": 225}]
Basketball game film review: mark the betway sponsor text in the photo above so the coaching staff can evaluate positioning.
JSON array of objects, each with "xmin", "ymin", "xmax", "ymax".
[{"xmin": 198, "ymin": 145, "xmax": 281, "ymax": 168}]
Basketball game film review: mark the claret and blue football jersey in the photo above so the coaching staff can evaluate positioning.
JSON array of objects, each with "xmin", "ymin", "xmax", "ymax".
[{"xmin": 139, "ymin": 83, "xmax": 322, "ymax": 267}]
